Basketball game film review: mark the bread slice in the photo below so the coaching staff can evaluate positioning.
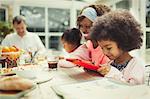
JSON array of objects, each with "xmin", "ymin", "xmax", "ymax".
[{"xmin": 0, "ymin": 76, "xmax": 35, "ymax": 91}]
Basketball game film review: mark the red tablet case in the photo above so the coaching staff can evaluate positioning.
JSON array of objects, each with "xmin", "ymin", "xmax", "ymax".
[{"xmin": 66, "ymin": 58, "xmax": 100, "ymax": 71}]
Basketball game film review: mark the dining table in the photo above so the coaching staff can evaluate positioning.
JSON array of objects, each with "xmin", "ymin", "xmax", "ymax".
[
  {"xmin": 19, "ymin": 61, "xmax": 102, "ymax": 99},
  {"xmin": 1, "ymin": 60, "xmax": 150, "ymax": 99}
]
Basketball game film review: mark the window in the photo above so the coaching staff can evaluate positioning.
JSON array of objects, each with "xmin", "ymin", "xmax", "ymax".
[
  {"xmin": 0, "ymin": 8, "xmax": 6, "ymax": 21},
  {"xmin": 19, "ymin": 4, "xmax": 79, "ymax": 50},
  {"xmin": 49, "ymin": 36, "xmax": 62, "ymax": 50},
  {"xmin": 48, "ymin": 8, "xmax": 70, "ymax": 32},
  {"xmin": 77, "ymin": 10, "xmax": 81, "ymax": 16},
  {"xmin": 20, "ymin": 6, "xmax": 45, "ymax": 32},
  {"xmin": 0, "ymin": 8, "xmax": 6, "ymax": 44},
  {"xmin": 146, "ymin": 0, "xmax": 150, "ymax": 27},
  {"xmin": 146, "ymin": 0, "xmax": 150, "ymax": 49},
  {"xmin": 116, "ymin": 0, "xmax": 130, "ymax": 10},
  {"xmin": 146, "ymin": 32, "xmax": 150, "ymax": 49},
  {"xmin": 39, "ymin": 36, "xmax": 45, "ymax": 46}
]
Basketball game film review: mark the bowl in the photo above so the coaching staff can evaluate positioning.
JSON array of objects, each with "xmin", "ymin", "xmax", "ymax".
[
  {"xmin": 1, "ymin": 51, "xmax": 21, "ymax": 68},
  {"xmin": 12, "ymin": 67, "xmax": 37, "ymax": 79}
]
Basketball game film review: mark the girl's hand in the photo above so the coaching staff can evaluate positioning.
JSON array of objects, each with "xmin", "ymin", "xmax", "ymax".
[{"xmin": 97, "ymin": 65, "xmax": 111, "ymax": 75}]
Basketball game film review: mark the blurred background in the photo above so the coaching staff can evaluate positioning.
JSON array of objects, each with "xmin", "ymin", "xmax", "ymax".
[{"xmin": 0, "ymin": 0, "xmax": 150, "ymax": 64}]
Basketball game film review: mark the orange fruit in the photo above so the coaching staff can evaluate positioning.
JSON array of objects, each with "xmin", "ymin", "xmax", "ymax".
[
  {"xmin": 9, "ymin": 46, "xmax": 17, "ymax": 52},
  {"xmin": 12, "ymin": 45, "xmax": 19, "ymax": 51},
  {"xmin": 2, "ymin": 46, "xmax": 10, "ymax": 53}
]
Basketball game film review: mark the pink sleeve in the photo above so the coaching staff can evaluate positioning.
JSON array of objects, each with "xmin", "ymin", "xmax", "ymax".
[
  {"xmin": 86, "ymin": 40, "xmax": 110, "ymax": 66},
  {"xmin": 105, "ymin": 58, "xmax": 145, "ymax": 85},
  {"xmin": 105, "ymin": 66, "xmax": 126, "ymax": 83},
  {"xmin": 69, "ymin": 45, "xmax": 91, "ymax": 61}
]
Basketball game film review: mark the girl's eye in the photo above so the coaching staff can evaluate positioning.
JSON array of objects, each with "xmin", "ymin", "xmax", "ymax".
[{"xmin": 106, "ymin": 47, "xmax": 112, "ymax": 50}]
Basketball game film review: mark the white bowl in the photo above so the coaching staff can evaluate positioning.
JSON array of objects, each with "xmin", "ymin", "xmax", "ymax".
[{"xmin": 13, "ymin": 69, "xmax": 37, "ymax": 79}]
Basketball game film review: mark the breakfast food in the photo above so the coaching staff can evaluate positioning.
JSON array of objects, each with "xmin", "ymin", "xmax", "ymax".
[
  {"xmin": 0, "ymin": 76, "xmax": 35, "ymax": 91},
  {"xmin": 1, "ymin": 46, "xmax": 19, "ymax": 53},
  {"xmin": 0, "ymin": 68, "xmax": 13, "ymax": 75},
  {"xmin": 1, "ymin": 46, "xmax": 21, "ymax": 68},
  {"xmin": 0, "ymin": 58, "xmax": 6, "ymax": 68}
]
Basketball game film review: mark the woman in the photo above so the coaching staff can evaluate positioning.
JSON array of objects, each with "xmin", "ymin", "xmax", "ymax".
[{"xmin": 77, "ymin": 4, "xmax": 110, "ymax": 66}]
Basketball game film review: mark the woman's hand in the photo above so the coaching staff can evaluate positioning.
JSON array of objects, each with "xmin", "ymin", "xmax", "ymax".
[{"xmin": 97, "ymin": 65, "xmax": 111, "ymax": 75}]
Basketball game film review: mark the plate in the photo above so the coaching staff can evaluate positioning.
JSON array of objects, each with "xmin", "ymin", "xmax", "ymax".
[
  {"xmin": 0, "ymin": 85, "xmax": 36, "ymax": 99},
  {"xmin": 33, "ymin": 71, "xmax": 53, "ymax": 84},
  {"xmin": 12, "ymin": 69, "xmax": 37, "ymax": 79},
  {"xmin": 0, "ymin": 72, "xmax": 16, "ymax": 76},
  {"xmin": 0, "ymin": 68, "xmax": 15, "ymax": 76},
  {"xmin": 12, "ymin": 66, "xmax": 53, "ymax": 84}
]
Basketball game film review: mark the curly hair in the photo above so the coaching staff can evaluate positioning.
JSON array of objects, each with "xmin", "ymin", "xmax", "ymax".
[
  {"xmin": 61, "ymin": 28, "xmax": 82, "ymax": 45},
  {"xmin": 90, "ymin": 10, "xmax": 143, "ymax": 51},
  {"xmin": 77, "ymin": 4, "xmax": 111, "ymax": 26}
]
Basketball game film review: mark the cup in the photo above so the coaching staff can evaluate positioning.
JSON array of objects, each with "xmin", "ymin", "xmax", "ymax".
[{"xmin": 48, "ymin": 61, "xmax": 58, "ymax": 69}]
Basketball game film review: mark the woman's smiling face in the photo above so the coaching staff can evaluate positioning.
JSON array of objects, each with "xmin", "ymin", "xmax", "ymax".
[{"xmin": 79, "ymin": 17, "xmax": 93, "ymax": 39}]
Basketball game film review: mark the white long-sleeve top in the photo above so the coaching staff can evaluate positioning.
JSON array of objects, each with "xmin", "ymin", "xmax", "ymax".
[
  {"xmin": 2, "ymin": 32, "xmax": 45, "ymax": 52},
  {"xmin": 105, "ymin": 57, "xmax": 145, "ymax": 85},
  {"xmin": 58, "ymin": 44, "xmax": 91, "ymax": 68}
]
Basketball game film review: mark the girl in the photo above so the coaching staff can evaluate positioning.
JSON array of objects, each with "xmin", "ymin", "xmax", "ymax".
[
  {"xmin": 58, "ymin": 28, "xmax": 91, "ymax": 67},
  {"xmin": 77, "ymin": 4, "xmax": 110, "ymax": 66},
  {"xmin": 90, "ymin": 10, "xmax": 145, "ymax": 85}
]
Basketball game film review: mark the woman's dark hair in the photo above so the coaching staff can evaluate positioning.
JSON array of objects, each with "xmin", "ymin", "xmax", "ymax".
[
  {"xmin": 90, "ymin": 10, "xmax": 143, "ymax": 51},
  {"xmin": 61, "ymin": 28, "xmax": 82, "ymax": 45},
  {"xmin": 13, "ymin": 15, "xmax": 26, "ymax": 25},
  {"xmin": 77, "ymin": 4, "xmax": 111, "ymax": 26}
]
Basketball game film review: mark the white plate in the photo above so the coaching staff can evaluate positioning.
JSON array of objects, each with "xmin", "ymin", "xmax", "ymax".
[
  {"xmin": 33, "ymin": 71, "xmax": 53, "ymax": 84},
  {"xmin": 13, "ymin": 69, "xmax": 53, "ymax": 84},
  {"xmin": 13, "ymin": 69, "xmax": 37, "ymax": 79}
]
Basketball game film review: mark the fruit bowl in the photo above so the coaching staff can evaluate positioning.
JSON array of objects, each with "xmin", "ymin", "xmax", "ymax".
[
  {"xmin": 1, "ymin": 46, "xmax": 21, "ymax": 68},
  {"xmin": 1, "ymin": 51, "xmax": 20, "ymax": 59},
  {"xmin": 1, "ymin": 51, "xmax": 21, "ymax": 68}
]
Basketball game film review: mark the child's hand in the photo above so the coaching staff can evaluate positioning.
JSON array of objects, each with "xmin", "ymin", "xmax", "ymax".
[{"xmin": 97, "ymin": 65, "xmax": 111, "ymax": 75}]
